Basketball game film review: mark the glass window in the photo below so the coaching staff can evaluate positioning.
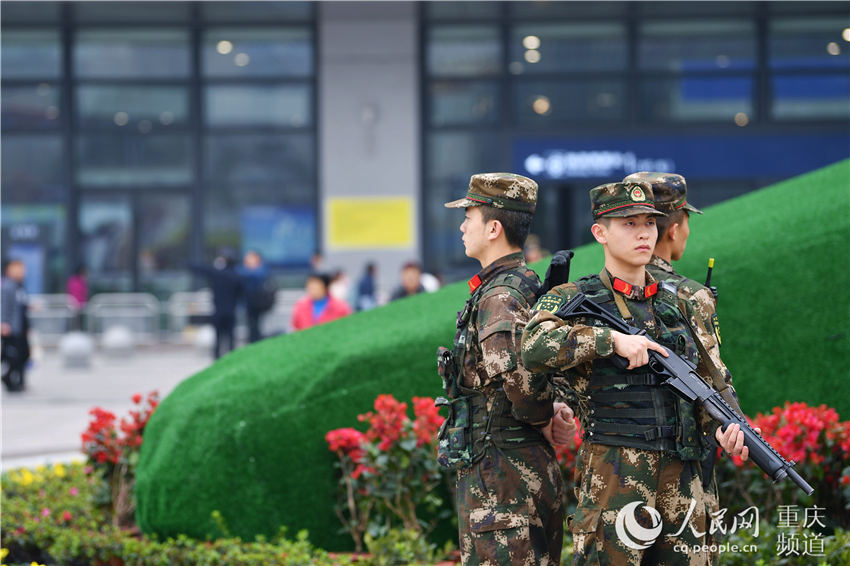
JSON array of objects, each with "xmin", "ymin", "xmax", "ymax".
[
  {"xmin": 772, "ymin": 74, "xmax": 850, "ymax": 119},
  {"xmin": 2, "ymin": 204, "xmax": 67, "ymax": 294},
  {"xmin": 205, "ymin": 85, "xmax": 311, "ymax": 127},
  {"xmin": 640, "ymin": 76, "xmax": 754, "ymax": 121},
  {"xmin": 514, "ymin": 80, "xmax": 626, "ymax": 125},
  {"xmin": 1, "ymin": 30, "xmax": 61, "ymax": 79},
  {"xmin": 202, "ymin": 28, "xmax": 312, "ymax": 78},
  {"xmin": 429, "ymin": 81, "xmax": 500, "ymax": 126},
  {"xmin": 425, "ymin": 2, "xmax": 502, "ymax": 20},
  {"xmin": 78, "ymin": 197, "xmax": 133, "ymax": 286},
  {"xmin": 769, "ymin": 18, "xmax": 850, "ymax": 70},
  {"xmin": 205, "ymin": 133, "xmax": 315, "ymax": 191},
  {"xmin": 0, "ymin": 1, "xmax": 61, "ymax": 23},
  {"xmin": 204, "ymin": 188, "xmax": 316, "ymax": 265},
  {"xmin": 510, "ymin": 2, "xmax": 627, "ymax": 19},
  {"xmin": 639, "ymin": 21, "xmax": 756, "ymax": 71},
  {"xmin": 2, "ymin": 83, "xmax": 61, "ymax": 129},
  {"xmin": 73, "ymin": 1, "xmax": 190, "ymax": 23},
  {"xmin": 510, "ymin": 23, "xmax": 627, "ymax": 73},
  {"xmin": 427, "ymin": 25, "xmax": 501, "ymax": 77},
  {"xmin": 202, "ymin": 2, "xmax": 313, "ymax": 23},
  {"xmin": 76, "ymin": 134, "xmax": 193, "ymax": 187},
  {"xmin": 638, "ymin": 1, "xmax": 756, "ymax": 16},
  {"xmin": 427, "ymin": 131, "xmax": 503, "ymax": 183},
  {"xmin": 1, "ymin": 134, "xmax": 64, "ymax": 203},
  {"xmin": 76, "ymin": 85, "xmax": 189, "ymax": 130},
  {"xmin": 138, "ymin": 195, "xmax": 192, "ymax": 297},
  {"xmin": 74, "ymin": 29, "xmax": 190, "ymax": 78}
]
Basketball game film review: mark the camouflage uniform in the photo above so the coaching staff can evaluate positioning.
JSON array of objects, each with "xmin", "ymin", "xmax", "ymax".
[
  {"xmin": 442, "ymin": 173, "xmax": 565, "ymax": 565},
  {"xmin": 625, "ymin": 172, "xmax": 744, "ymax": 565},
  {"xmin": 522, "ymin": 182, "xmax": 715, "ymax": 566}
]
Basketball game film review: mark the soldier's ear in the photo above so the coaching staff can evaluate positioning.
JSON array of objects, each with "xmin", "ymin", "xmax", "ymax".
[
  {"xmin": 487, "ymin": 219, "xmax": 503, "ymax": 242},
  {"xmin": 590, "ymin": 222, "xmax": 607, "ymax": 245},
  {"xmin": 667, "ymin": 221, "xmax": 680, "ymax": 242}
]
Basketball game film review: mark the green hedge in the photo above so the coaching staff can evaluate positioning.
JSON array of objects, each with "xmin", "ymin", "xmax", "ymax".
[{"xmin": 136, "ymin": 159, "xmax": 850, "ymax": 550}]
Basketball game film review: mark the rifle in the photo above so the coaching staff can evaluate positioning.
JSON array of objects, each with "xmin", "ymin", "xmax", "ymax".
[{"xmin": 553, "ymin": 292, "xmax": 814, "ymax": 496}]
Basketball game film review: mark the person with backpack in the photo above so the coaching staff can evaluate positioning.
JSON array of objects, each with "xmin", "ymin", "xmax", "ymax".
[{"xmin": 239, "ymin": 250, "xmax": 274, "ymax": 343}]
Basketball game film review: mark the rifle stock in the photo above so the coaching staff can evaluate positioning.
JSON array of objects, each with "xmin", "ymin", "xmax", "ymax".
[{"xmin": 554, "ymin": 292, "xmax": 814, "ymax": 496}]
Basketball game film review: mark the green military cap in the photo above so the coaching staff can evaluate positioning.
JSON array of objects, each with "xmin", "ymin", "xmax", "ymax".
[
  {"xmin": 622, "ymin": 171, "xmax": 703, "ymax": 215},
  {"xmin": 590, "ymin": 181, "xmax": 666, "ymax": 220},
  {"xmin": 444, "ymin": 172, "xmax": 537, "ymax": 213}
]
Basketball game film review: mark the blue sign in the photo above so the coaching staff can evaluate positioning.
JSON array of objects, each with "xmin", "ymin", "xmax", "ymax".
[
  {"xmin": 514, "ymin": 134, "xmax": 850, "ymax": 181},
  {"xmin": 241, "ymin": 205, "xmax": 316, "ymax": 267}
]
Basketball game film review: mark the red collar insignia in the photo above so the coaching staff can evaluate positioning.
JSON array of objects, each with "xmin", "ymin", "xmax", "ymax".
[
  {"xmin": 468, "ymin": 274, "xmax": 482, "ymax": 294},
  {"xmin": 612, "ymin": 277, "xmax": 657, "ymax": 299}
]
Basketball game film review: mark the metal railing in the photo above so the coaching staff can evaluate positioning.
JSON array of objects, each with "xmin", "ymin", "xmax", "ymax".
[
  {"xmin": 85, "ymin": 293, "xmax": 161, "ymax": 345},
  {"xmin": 27, "ymin": 294, "xmax": 79, "ymax": 346}
]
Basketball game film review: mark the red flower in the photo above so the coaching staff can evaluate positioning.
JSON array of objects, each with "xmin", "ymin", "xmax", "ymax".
[
  {"xmin": 359, "ymin": 394, "xmax": 408, "ymax": 451},
  {"xmin": 62, "ymin": 510, "xmax": 73, "ymax": 522},
  {"xmin": 132, "ymin": 393, "xmax": 143, "ymax": 404},
  {"xmin": 326, "ymin": 427, "xmax": 366, "ymax": 459},
  {"xmin": 412, "ymin": 396, "xmax": 444, "ymax": 447}
]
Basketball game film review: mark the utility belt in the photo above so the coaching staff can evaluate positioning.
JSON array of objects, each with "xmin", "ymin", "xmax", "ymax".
[{"xmin": 435, "ymin": 349, "xmax": 546, "ymax": 471}]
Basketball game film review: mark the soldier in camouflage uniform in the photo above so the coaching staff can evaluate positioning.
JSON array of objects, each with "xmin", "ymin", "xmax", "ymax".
[
  {"xmin": 623, "ymin": 172, "xmax": 747, "ymax": 564},
  {"xmin": 438, "ymin": 172, "xmax": 572, "ymax": 565},
  {"xmin": 521, "ymin": 181, "xmax": 750, "ymax": 566}
]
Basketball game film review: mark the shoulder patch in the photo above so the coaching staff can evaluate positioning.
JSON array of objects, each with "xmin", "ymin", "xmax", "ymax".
[{"xmin": 534, "ymin": 293, "xmax": 566, "ymax": 313}]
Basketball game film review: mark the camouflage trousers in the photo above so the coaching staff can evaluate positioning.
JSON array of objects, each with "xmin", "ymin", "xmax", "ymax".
[
  {"xmin": 456, "ymin": 442, "xmax": 564, "ymax": 565},
  {"xmin": 570, "ymin": 443, "xmax": 713, "ymax": 566}
]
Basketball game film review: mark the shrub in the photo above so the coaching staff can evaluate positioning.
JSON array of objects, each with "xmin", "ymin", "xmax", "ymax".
[
  {"xmin": 716, "ymin": 402, "xmax": 850, "ymax": 528},
  {"xmin": 81, "ymin": 391, "xmax": 159, "ymax": 527},
  {"xmin": 326, "ymin": 394, "xmax": 451, "ymax": 553}
]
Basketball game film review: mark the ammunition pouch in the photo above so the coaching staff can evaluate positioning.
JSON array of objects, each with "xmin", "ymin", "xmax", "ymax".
[{"xmin": 436, "ymin": 390, "xmax": 546, "ymax": 471}]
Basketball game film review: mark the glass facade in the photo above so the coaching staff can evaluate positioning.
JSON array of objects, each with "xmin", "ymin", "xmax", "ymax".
[
  {"xmin": 1, "ymin": 2, "xmax": 316, "ymax": 298},
  {"xmin": 422, "ymin": 1, "xmax": 850, "ymax": 279}
]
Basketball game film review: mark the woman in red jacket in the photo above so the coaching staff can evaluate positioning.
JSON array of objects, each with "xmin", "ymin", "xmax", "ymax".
[{"xmin": 290, "ymin": 273, "xmax": 352, "ymax": 331}]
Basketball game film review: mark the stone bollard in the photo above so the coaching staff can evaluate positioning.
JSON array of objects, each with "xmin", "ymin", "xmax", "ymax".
[
  {"xmin": 59, "ymin": 331, "xmax": 95, "ymax": 368},
  {"xmin": 101, "ymin": 325, "xmax": 135, "ymax": 357}
]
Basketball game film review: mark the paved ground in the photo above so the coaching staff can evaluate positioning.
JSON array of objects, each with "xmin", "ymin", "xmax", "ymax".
[{"xmin": 1, "ymin": 344, "xmax": 213, "ymax": 470}]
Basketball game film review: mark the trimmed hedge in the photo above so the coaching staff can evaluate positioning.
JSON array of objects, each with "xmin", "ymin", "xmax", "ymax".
[{"xmin": 136, "ymin": 159, "xmax": 850, "ymax": 550}]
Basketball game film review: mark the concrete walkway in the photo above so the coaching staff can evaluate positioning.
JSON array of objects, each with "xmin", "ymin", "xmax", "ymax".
[{"xmin": 1, "ymin": 345, "xmax": 212, "ymax": 470}]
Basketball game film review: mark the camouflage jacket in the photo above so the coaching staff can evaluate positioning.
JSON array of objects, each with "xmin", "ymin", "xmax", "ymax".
[
  {"xmin": 521, "ymin": 269, "xmax": 719, "ymax": 439},
  {"xmin": 458, "ymin": 252, "xmax": 553, "ymax": 427},
  {"xmin": 646, "ymin": 255, "xmax": 739, "ymax": 406}
]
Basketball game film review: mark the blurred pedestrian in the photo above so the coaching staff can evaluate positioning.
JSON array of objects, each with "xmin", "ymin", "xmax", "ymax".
[
  {"xmin": 66, "ymin": 264, "xmax": 89, "ymax": 309},
  {"xmin": 390, "ymin": 261, "xmax": 424, "ymax": 301},
  {"xmin": 66, "ymin": 264, "xmax": 88, "ymax": 330},
  {"xmin": 291, "ymin": 273, "xmax": 351, "ymax": 331},
  {"xmin": 2, "ymin": 259, "xmax": 30, "ymax": 392},
  {"xmin": 355, "ymin": 262, "xmax": 378, "ymax": 311},
  {"xmin": 329, "ymin": 268, "xmax": 351, "ymax": 302},
  {"xmin": 238, "ymin": 250, "xmax": 272, "ymax": 343},
  {"xmin": 190, "ymin": 253, "xmax": 243, "ymax": 359}
]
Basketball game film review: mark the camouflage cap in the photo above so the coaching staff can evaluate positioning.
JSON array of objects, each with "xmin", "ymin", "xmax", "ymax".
[
  {"xmin": 622, "ymin": 171, "xmax": 703, "ymax": 215},
  {"xmin": 590, "ymin": 181, "xmax": 666, "ymax": 220},
  {"xmin": 444, "ymin": 172, "xmax": 537, "ymax": 213}
]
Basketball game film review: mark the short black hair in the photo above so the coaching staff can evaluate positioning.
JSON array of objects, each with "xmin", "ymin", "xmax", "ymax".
[
  {"xmin": 479, "ymin": 206, "xmax": 534, "ymax": 249},
  {"xmin": 655, "ymin": 210, "xmax": 687, "ymax": 240},
  {"xmin": 307, "ymin": 272, "xmax": 331, "ymax": 289}
]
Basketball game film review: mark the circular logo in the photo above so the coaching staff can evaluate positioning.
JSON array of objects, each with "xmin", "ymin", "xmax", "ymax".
[
  {"xmin": 615, "ymin": 501, "xmax": 663, "ymax": 550},
  {"xmin": 630, "ymin": 187, "xmax": 646, "ymax": 202}
]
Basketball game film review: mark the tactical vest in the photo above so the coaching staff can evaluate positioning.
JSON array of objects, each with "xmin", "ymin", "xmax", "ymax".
[
  {"xmin": 437, "ymin": 266, "xmax": 545, "ymax": 469},
  {"xmin": 575, "ymin": 274, "xmax": 710, "ymax": 461}
]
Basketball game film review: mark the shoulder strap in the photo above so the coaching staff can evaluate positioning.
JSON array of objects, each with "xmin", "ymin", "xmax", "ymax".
[{"xmin": 598, "ymin": 270, "xmax": 633, "ymax": 320}]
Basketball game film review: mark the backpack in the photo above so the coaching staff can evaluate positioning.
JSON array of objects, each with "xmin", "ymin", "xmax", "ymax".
[{"xmin": 249, "ymin": 280, "xmax": 277, "ymax": 313}]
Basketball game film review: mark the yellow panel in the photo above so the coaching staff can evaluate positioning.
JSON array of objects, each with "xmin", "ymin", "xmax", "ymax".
[{"xmin": 327, "ymin": 197, "xmax": 413, "ymax": 249}]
